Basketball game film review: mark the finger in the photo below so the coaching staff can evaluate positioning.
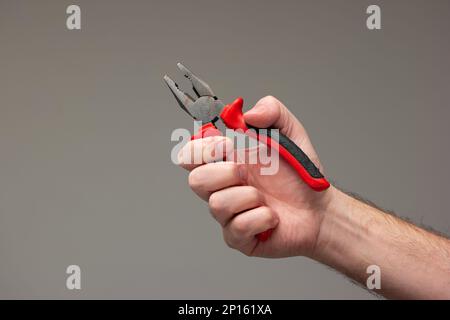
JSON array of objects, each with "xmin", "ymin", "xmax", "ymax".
[
  {"xmin": 188, "ymin": 162, "xmax": 245, "ymax": 201},
  {"xmin": 243, "ymin": 95, "xmax": 323, "ymax": 170},
  {"xmin": 243, "ymin": 95, "xmax": 307, "ymax": 143},
  {"xmin": 178, "ymin": 136, "xmax": 234, "ymax": 171},
  {"xmin": 208, "ymin": 186, "xmax": 263, "ymax": 226},
  {"xmin": 223, "ymin": 206, "xmax": 279, "ymax": 250}
]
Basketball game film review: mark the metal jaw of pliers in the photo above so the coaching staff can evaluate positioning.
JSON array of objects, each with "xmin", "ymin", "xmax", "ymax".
[
  {"xmin": 164, "ymin": 63, "xmax": 262, "ymax": 141},
  {"xmin": 163, "ymin": 63, "xmax": 227, "ymax": 136},
  {"xmin": 164, "ymin": 63, "xmax": 330, "ymax": 241}
]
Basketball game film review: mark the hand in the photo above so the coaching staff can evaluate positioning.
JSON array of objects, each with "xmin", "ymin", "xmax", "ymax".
[
  {"xmin": 177, "ymin": 96, "xmax": 450, "ymax": 298},
  {"xmin": 178, "ymin": 96, "xmax": 334, "ymax": 258}
]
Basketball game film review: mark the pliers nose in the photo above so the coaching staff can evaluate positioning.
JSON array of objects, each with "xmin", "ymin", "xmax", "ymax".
[
  {"xmin": 163, "ymin": 74, "xmax": 196, "ymax": 119},
  {"xmin": 175, "ymin": 63, "xmax": 216, "ymax": 98},
  {"xmin": 163, "ymin": 63, "xmax": 217, "ymax": 120}
]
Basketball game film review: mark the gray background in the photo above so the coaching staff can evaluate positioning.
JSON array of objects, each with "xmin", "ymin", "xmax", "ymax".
[{"xmin": 0, "ymin": 0, "xmax": 449, "ymax": 299}]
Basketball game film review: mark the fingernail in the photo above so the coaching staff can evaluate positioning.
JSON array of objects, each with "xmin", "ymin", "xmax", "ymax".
[{"xmin": 212, "ymin": 139, "xmax": 227, "ymax": 158}]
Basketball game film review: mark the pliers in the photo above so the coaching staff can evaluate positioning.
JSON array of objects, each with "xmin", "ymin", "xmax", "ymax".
[{"xmin": 164, "ymin": 63, "xmax": 330, "ymax": 240}]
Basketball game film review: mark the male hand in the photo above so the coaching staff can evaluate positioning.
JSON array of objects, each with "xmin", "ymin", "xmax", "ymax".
[
  {"xmin": 177, "ymin": 95, "xmax": 450, "ymax": 299},
  {"xmin": 178, "ymin": 96, "xmax": 334, "ymax": 258}
]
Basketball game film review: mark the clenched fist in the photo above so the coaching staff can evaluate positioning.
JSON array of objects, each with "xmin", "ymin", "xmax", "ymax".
[{"xmin": 177, "ymin": 96, "xmax": 334, "ymax": 258}]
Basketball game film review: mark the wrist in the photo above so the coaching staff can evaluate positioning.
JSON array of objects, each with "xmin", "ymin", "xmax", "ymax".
[
  {"xmin": 309, "ymin": 186, "xmax": 351, "ymax": 259},
  {"xmin": 308, "ymin": 186, "xmax": 380, "ymax": 281}
]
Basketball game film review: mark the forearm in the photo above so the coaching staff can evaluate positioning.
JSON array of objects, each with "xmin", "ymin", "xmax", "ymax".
[{"xmin": 311, "ymin": 187, "xmax": 450, "ymax": 299}]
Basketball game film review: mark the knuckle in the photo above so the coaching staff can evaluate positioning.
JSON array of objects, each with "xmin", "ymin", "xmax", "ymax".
[
  {"xmin": 230, "ymin": 218, "xmax": 249, "ymax": 237},
  {"xmin": 208, "ymin": 192, "xmax": 223, "ymax": 214},
  {"xmin": 262, "ymin": 206, "xmax": 278, "ymax": 226},
  {"xmin": 241, "ymin": 249, "xmax": 254, "ymax": 257},
  {"xmin": 248, "ymin": 186, "xmax": 261, "ymax": 203},
  {"xmin": 188, "ymin": 168, "xmax": 203, "ymax": 191},
  {"xmin": 261, "ymin": 95, "xmax": 280, "ymax": 106},
  {"xmin": 223, "ymin": 231, "xmax": 238, "ymax": 249}
]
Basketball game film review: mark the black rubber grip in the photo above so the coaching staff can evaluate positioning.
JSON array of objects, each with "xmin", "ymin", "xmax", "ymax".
[{"xmin": 250, "ymin": 126, "xmax": 324, "ymax": 179}]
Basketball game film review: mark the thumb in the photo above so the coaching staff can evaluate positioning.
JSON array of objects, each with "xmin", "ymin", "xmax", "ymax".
[
  {"xmin": 243, "ymin": 96, "xmax": 306, "ymax": 143},
  {"xmin": 243, "ymin": 95, "xmax": 323, "ymax": 172}
]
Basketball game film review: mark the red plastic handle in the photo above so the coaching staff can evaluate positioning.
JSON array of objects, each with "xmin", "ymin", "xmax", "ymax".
[
  {"xmin": 220, "ymin": 98, "xmax": 330, "ymax": 191},
  {"xmin": 190, "ymin": 123, "xmax": 222, "ymax": 140}
]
